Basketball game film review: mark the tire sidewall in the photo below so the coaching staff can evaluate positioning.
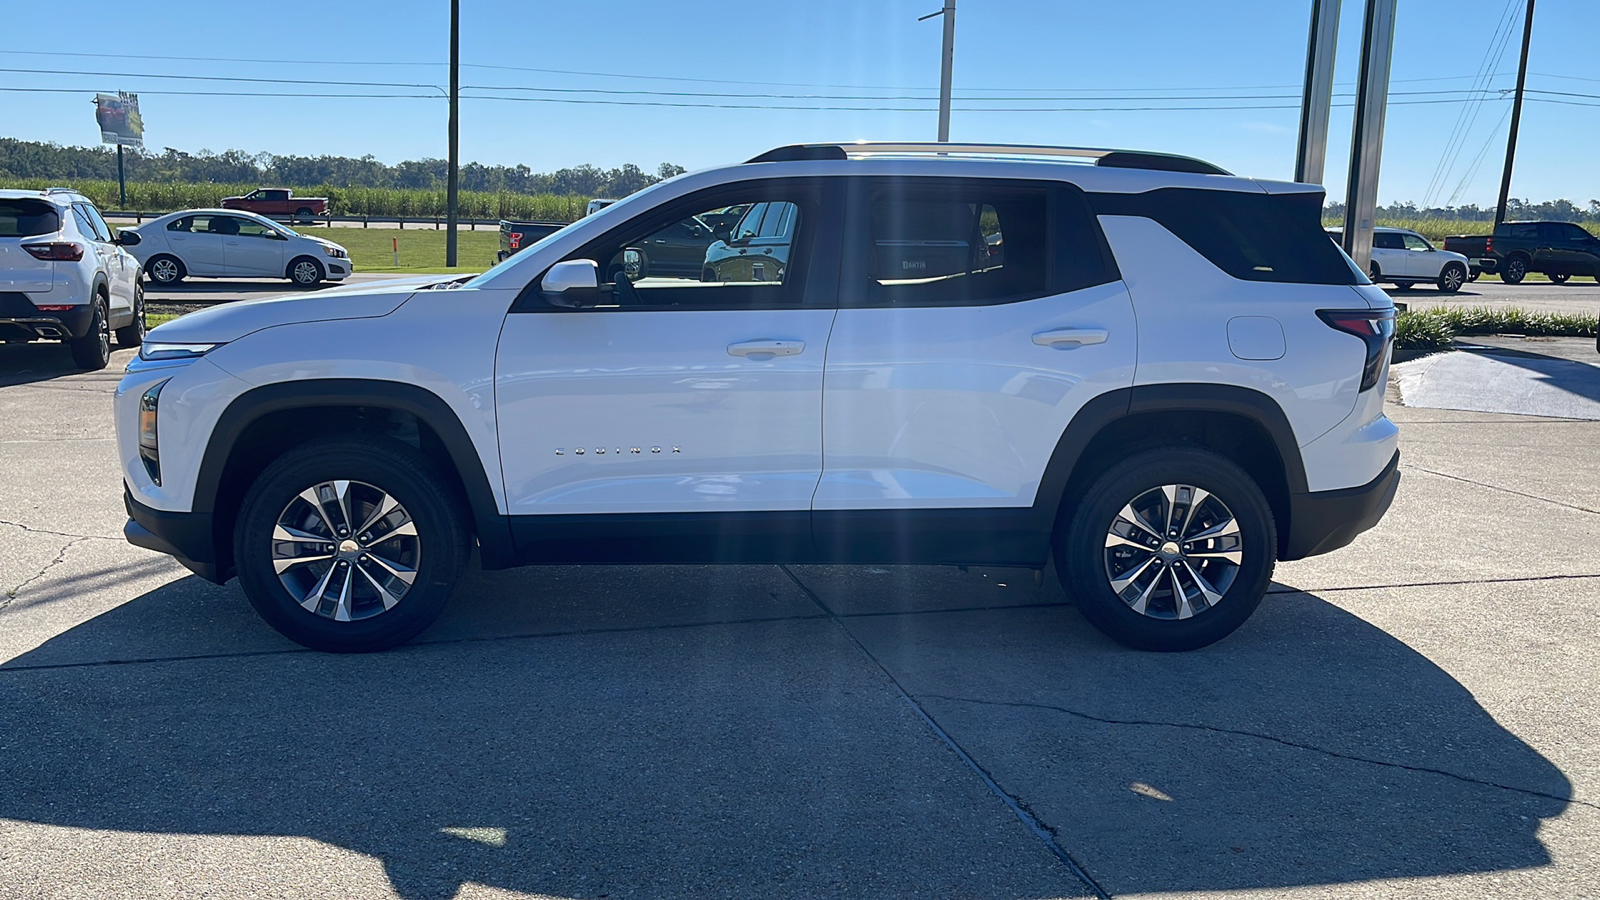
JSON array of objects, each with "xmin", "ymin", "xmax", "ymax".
[
  {"xmin": 288, "ymin": 256, "xmax": 324, "ymax": 286},
  {"xmin": 1058, "ymin": 448, "xmax": 1277, "ymax": 652},
  {"xmin": 1437, "ymin": 263, "xmax": 1466, "ymax": 293},
  {"xmin": 234, "ymin": 439, "xmax": 467, "ymax": 652},
  {"xmin": 1503, "ymin": 257, "xmax": 1527, "ymax": 283}
]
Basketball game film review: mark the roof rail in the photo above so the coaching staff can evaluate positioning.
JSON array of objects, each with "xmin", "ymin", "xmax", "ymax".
[{"xmin": 746, "ymin": 142, "xmax": 1229, "ymax": 176}]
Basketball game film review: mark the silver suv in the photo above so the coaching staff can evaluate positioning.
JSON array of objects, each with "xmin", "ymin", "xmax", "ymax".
[{"xmin": 0, "ymin": 189, "xmax": 145, "ymax": 368}]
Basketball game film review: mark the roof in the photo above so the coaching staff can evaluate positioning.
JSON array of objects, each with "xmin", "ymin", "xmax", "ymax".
[{"xmin": 747, "ymin": 142, "xmax": 1230, "ymax": 176}]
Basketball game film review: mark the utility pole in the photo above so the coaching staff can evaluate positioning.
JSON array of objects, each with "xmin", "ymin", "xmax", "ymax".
[
  {"xmin": 445, "ymin": 0, "xmax": 460, "ymax": 267},
  {"xmin": 1341, "ymin": 0, "xmax": 1399, "ymax": 273},
  {"xmin": 1294, "ymin": 0, "xmax": 1340, "ymax": 185},
  {"xmin": 116, "ymin": 144, "xmax": 126, "ymax": 208},
  {"xmin": 1494, "ymin": 0, "xmax": 1536, "ymax": 228},
  {"xmin": 919, "ymin": 0, "xmax": 956, "ymax": 141}
]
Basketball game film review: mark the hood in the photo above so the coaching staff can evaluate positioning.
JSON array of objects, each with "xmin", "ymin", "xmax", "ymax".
[{"xmin": 145, "ymin": 275, "xmax": 453, "ymax": 344}]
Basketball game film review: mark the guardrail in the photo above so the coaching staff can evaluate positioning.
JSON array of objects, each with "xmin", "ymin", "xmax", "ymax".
[{"xmin": 101, "ymin": 212, "xmax": 547, "ymax": 230}]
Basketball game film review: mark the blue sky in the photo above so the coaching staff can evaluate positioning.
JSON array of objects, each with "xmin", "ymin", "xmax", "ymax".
[{"xmin": 1, "ymin": 0, "xmax": 1596, "ymax": 207}]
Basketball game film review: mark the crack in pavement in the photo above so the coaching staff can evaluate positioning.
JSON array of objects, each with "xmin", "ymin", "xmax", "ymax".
[
  {"xmin": 1269, "ymin": 572, "xmax": 1600, "ymax": 594},
  {"xmin": 4, "ymin": 536, "xmax": 92, "ymax": 606},
  {"xmin": 1404, "ymin": 463, "xmax": 1600, "ymax": 516},
  {"xmin": 0, "ymin": 519, "xmax": 120, "ymax": 542},
  {"xmin": 921, "ymin": 694, "xmax": 1598, "ymax": 813},
  {"xmin": 778, "ymin": 564, "xmax": 1111, "ymax": 900}
]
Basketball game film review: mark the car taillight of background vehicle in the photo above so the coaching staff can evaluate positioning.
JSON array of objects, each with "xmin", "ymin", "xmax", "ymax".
[
  {"xmin": 1317, "ymin": 308, "xmax": 1397, "ymax": 392},
  {"xmin": 22, "ymin": 242, "xmax": 84, "ymax": 261}
]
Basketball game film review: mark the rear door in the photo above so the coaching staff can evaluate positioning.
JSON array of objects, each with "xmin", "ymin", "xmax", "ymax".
[
  {"xmin": 165, "ymin": 215, "xmax": 227, "ymax": 275},
  {"xmin": 1370, "ymin": 232, "xmax": 1408, "ymax": 278},
  {"xmin": 815, "ymin": 177, "xmax": 1133, "ymax": 557}
]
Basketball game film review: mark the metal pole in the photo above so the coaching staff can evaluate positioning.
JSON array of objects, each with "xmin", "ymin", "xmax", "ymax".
[
  {"xmin": 116, "ymin": 144, "xmax": 126, "ymax": 209},
  {"xmin": 938, "ymin": 0, "xmax": 955, "ymax": 142},
  {"xmin": 1494, "ymin": 0, "xmax": 1535, "ymax": 228},
  {"xmin": 1341, "ymin": 0, "xmax": 1398, "ymax": 273},
  {"xmin": 445, "ymin": 0, "xmax": 460, "ymax": 267},
  {"xmin": 1295, "ymin": 0, "xmax": 1341, "ymax": 184}
]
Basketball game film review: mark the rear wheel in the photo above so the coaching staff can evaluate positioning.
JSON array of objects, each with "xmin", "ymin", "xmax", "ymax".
[
  {"xmin": 1501, "ymin": 256, "xmax": 1528, "ymax": 284},
  {"xmin": 294, "ymin": 207, "xmax": 315, "ymax": 223},
  {"xmin": 1368, "ymin": 262, "xmax": 1382, "ymax": 284},
  {"xmin": 234, "ymin": 437, "xmax": 471, "ymax": 652},
  {"xmin": 68, "ymin": 298, "xmax": 111, "ymax": 370},
  {"xmin": 114, "ymin": 281, "xmax": 146, "ymax": 347},
  {"xmin": 1056, "ymin": 448, "xmax": 1276, "ymax": 651},
  {"xmin": 288, "ymin": 256, "xmax": 325, "ymax": 287},
  {"xmin": 1437, "ymin": 262, "xmax": 1467, "ymax": 293}
]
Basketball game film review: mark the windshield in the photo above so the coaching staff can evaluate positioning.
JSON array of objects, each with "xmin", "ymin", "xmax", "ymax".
[{"xmin": 0, "ymin": 199, "xmax": 60, "ymax": 237}]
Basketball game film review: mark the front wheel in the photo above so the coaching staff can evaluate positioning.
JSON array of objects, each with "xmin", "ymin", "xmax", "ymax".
[
  {"xmin": 1501, "ymin": 256, "xmax": 1528, "ymax": 284},
  {"xmin": 234, "ymin": 437, "xmax": 471, "ymax": 652},
  {"xmin": 1056, "ymin": 448, "xmax": 1277, "ymax": 651},
  {"xmin": 288, "ymin": 256, "xmax": 325, "ymax": 287},
  {"xmin": 1437, "ymin": 262, "xmax": 1467, "ymax": 293}
]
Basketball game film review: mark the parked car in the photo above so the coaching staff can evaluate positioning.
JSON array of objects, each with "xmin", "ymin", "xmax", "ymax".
[
  {"xmin": 1327, "ymin": 226, "xmax": 1469, "ymax": 292},
  {"xmin": 496, "ymin": 219, "xmax": 565, "ymax": 263},
  {"xmin": 702, "ymin": 201, "xmax": 797, "ymax": 283},
  {"xmin": 117, "ymin": 141, "xmax": 1399, "ymax": 655},
  {"xmin": 1442, "ymin": 220, "xmax": 1600, "ymax": 284},
  {"xmin": 121, "ymin": 210, "xmax": 351, "ymax": 287},
  {"xmin": 221, "ymin": 189, "xmax": 329, "ymax": 222},
  {"xmin": 585, "ymin": 199, "xmax": 615, "ymax": 217},
  {"xmin": 0, "ymin": 188, "xmax": 143, "ymax": 368}
]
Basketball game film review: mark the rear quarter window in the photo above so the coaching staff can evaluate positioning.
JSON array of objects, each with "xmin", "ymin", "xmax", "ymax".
[
  {"xmin": 1090, "ymin": 188, "xmax": 1358, "ymax": 285},
  {"xmin": 0, "ymin": 199, "xmax": 61, "ymax": 237}
]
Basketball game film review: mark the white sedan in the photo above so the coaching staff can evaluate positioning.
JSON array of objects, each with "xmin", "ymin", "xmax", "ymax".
[{"xmin": 121, "ymin": 209, "xmax": 351, "ymax": 287}]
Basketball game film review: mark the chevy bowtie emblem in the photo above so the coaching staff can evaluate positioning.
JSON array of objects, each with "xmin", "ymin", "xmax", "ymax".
[{"xmin": 556, "ymin": 446, "xmax": 680, "ymax": 456}]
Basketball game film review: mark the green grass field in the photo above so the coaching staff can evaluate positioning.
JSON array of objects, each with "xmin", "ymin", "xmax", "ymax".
[{"xmin": 295, "ymin": 226, "xmax": 501, "ymax": 274}]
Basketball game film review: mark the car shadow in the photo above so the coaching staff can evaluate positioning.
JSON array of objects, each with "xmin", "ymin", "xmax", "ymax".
[
  {"xmin": 0, "ymin": 566, "xmax": 1571, "ymax": 899},
  {"xmin": 1460, "ymin": 342, "xmax": 1600, "ymax": 407},
  {"xmin": 143, "ymin": 278, "xmax": 323, "ymax": 299},
  {"xmin": 0, "ymin": 342, "xmax": 136, "ymax": 387}
]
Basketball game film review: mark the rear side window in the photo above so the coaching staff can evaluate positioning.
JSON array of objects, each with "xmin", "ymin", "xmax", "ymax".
[
  {"xmin": 0, "ymin": 199, "xmax": 60, "ymax": 237},
  {"xmin": 1504, "ymin": 222, "xmax": 1538, "ymax": 239},
  {"xmin": 1091, "ymin": 188, "xmax": 1358, "ymax": 285},
  {"xmin": 1373, "ymin": 232, "xmax": 1404, "ymax": 250}
]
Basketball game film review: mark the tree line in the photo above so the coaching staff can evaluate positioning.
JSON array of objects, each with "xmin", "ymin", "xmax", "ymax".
[
  {"xmin": 0, "ymin": 138, "xmax": 686, "ymax": 198},
  {"xmin": 1323, "ymin": 198, "xmax": 1600, "ymax": 224}
]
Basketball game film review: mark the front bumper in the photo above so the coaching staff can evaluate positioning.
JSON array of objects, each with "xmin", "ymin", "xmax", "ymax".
[
  {"xmin": 124, "ymin": 487, "xmax": 228, "ymax": 584},
  {"xmin": 1283, "ymin": 450, "xmax": 1400, "ymax": 560}
]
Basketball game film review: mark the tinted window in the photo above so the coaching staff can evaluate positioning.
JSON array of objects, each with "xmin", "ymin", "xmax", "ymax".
[
  {"xmin": 1505, "ymin": 223, "xmax": 1538, "ymax": 239},
  {"xmin": 77, "ymin": 203, "xmax": 113, "ymax": 242},
  {"xmin": 731, "ymin": 203, "xmax": 768, "ymax": 241},
  {"xmin": 1373, "ymin": 233, "xmax": 1404, "ymax": 250},
  {"xmin": 0, "ymin": 199, "xmax": 59, "ymax": 237},
  {"xmin": 849, "ymin": 180, "xmax": 1061, "ymax": 306},
  {"xmin": 1552, "ymin": 223, "xmax": 1595, "ymax": 242},
  {"xmin": 1091, "ymin": 188, "xmax": 1358, "ymax": 285}
]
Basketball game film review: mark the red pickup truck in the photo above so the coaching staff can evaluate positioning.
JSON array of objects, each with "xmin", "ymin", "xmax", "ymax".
[{"xmin": 220, "ymin": 189, "xmax": 329, "ymax": 221}]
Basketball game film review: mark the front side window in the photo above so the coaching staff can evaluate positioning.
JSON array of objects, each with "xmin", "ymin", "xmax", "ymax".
[
  {"xmin": 234, "ymin": 218, "xmax": 281, "ymax": 238},
  {"xmin": 74, "ymin": 203, "xmax": 112, "ymax": 242},
  {"xmin": 1401, "ymin": 234, "xmax": 1431, "ymax": 251}
]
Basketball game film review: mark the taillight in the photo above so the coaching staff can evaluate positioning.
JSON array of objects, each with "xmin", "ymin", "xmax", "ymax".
[
  {"xmin": 33, "ymin": 305, "xmax": 73, "ymax": 312},
  {"xmin": 1485, "ymin": 236, "xmax": 1493, "ymax": 254},
  {"xmin": 1318, "ymin": 308, "xmax": 1397, "ymax": 392},
  {"xmin": 22, "ymin": 242, "xmax": 84, "ymax": 261}
]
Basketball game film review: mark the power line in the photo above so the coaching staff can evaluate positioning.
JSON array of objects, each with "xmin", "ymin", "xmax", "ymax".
[{"xmin": 0, "ymin": 66, "xmax": 440, "ymax": 93}]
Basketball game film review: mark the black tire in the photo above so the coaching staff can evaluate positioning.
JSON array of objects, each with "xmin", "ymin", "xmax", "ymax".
[
  {"xmin": 1368, "ymin": 261, "xmax": 1382, "ymax": 284},
  {"xmin": 234, "ymin": 437, "xmax": 471, "ymax": 652},
  {"xmin": 701, "ymin": 267, "xmax": 717, "ymax": 283},
  {"xmin": 1549, "ymin": 272, "xmax": 1571, "ymax": 284},
  {"xmin": 294, "ymin": 207, "xmax": 315, "ymax": 222},
  {"xmin": 1501, "ymin": 255, "xmax": 1528, "ymax": 284},
  {"xmin": 146, "ymin": 255, "xmax": 185, "ymax": 285},
  {"xmin": 1055, "ymin": 447, "xmax": 1277, "ymax": 652},
  {"xmin": 287, "ymin": 256, "xmax": 325, "ymax": 287},
  {"xmin": 1437, "ymin": 262, "xmax": 1467, "ymax": 293},
  {"xmin": 114, "ymin": 281, "xmax": 146, "ymax": 347},
  {"xmin": 68, "ymin": 297, "xmax": 111, "ymax": 370},
  {"xmin": 1392, "ymin": 281, "xmax": 1412, "ymax": 292}
]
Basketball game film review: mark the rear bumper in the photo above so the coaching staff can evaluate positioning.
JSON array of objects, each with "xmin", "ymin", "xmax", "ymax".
[
  {"xmin": 1283, "ymin": 451, "xmax": 1400, "ymax": 560},
  {"xmin": 0, "ymin": 292, "xmax": 94, "ymax": 339},
  {"xmin": 1472, "ymin": 258, "xmax": 1498, "ymax": 272},
  {"xmin": 124, "ymin": 487, "xmax": 228, "ymax": 584}
]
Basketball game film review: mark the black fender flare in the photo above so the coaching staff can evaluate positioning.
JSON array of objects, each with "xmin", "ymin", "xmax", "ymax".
[{"xmin": 194, "ymin": 379, "xmax": 514, "ymax": 567}]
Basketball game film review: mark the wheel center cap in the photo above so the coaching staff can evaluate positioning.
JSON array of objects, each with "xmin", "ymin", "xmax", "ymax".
[
  {"xmin": 338, "ymin": 539, "xmax": 360, "ymax": 557},
  {"xmin": 1159, "ymin": 541, "xmax": 1182, "ymax": 559}
]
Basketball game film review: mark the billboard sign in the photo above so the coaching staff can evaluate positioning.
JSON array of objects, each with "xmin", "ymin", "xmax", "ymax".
[{"xmin": 94, "ymin": 92, "xmax": 143, "ymax": 148}]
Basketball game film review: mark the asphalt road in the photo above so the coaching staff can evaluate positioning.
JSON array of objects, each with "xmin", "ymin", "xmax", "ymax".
[
  {"xmin": 1391, "ymin": 277, "xmax": 1600, "ymax": 314},
  {"xmin": 1, "ymin": 341, "xmax": 1598, "ymax": 899}
]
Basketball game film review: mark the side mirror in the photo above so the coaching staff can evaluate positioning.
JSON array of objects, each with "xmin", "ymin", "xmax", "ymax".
[
  {"xmin": 115, "ymin": 231, "xmax": 141, "ymax": 246},
  {"xmin": 540, "ymin": 259, "xmax": 600, "ymax": 308},
  {"xmin": 621, "ymin": 247, "xmax": 647, "ymax": 281}
]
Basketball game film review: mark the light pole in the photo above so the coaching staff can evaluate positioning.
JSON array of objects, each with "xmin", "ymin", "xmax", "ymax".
[
  {"xmin": 919, "ymin": 0, "xmax": 956, "ymax": 142},
  {"xmin": 1295, "ymin": 0, "xmax": 1341, "ymax": 185},
  {"xmin": 1341, "ymin": 0, "xmax": 1399, "ymax": 273},
  {"xmin": 445, "ymin": 0, "xmax": 460, "ymax": 268},
  {"xmin": 1494, "ymin": 0, "xmax": 1536, "ymax": 228}
]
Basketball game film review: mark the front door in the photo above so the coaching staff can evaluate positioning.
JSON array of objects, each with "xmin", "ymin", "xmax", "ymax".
[
  {"xmin": 222, "ymin": 216, "xmax": 287, "ymax": 276},
  {"xmin": 1399, "ymin": 231, "xmax": 1435, "ymax": 279},
  {"xmin": 494, "ymin": 178, "xmax": 841, "ymax": 559},
  {"xmin": 814, "ymin": 177, "xmax": 1136, "ymax": 562}
]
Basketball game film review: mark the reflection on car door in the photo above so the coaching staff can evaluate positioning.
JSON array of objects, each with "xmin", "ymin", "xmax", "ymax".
[
  {"xmin": 167, "ymin": 215, "xmax": 227, "ymax": 276},
  {"xmin": 1370, "ymin": 232, "xmax": 1408, "ymax": 278},
  {"xmin": 222, "ymin": 217, "xmax": 287, "ymax": 277},
  {"xmin": 72, "ymin": 203, "xmax": 131, "ymax": 314},
  {"xmin": 494, "ymin": 179, "xmax": 842, "ymax": 539}
]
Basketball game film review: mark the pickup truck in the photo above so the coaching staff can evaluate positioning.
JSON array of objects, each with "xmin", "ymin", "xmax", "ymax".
[
  {"xmin": 220, "ymin": 189, "xmax": 329, "ymax": 222},
  {"xmin": 1442, "ymin": 220, "xmax": 1600, "ymax": 284},
  {"xmin": 496, "ymin": 219, "xmax": 567, "ymax": 262}
]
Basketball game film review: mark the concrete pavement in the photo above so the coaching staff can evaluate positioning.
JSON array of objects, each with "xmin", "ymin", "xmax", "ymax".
[{"xmin": 1, "ymin": 341, "xmax": 1597, "ymax": 899}]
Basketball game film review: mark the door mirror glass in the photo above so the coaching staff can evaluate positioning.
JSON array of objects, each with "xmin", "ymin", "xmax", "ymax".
[
  {"xmin": 621, "ymin": 247, "xmax": 647, "ymax": 281},
  {"xmin": 114, "ymin": 230, "xmax": 142, "ymax": 246},
  {"xmin": 541, "ymin": 259, "xmax": 600, "ymax": 307}
]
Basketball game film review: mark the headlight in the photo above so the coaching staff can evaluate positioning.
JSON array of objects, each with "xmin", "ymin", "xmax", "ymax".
[
  {"xmin": 139, "ymin": 380, "xmax": 168, "ymax": 485},
  {"xmin": 322, "ymin": 245, "xmax": 347, "ymax": 259},
  {"xmin": 140, "ymin": 342, "xmax": 219, "ymax": 361}
]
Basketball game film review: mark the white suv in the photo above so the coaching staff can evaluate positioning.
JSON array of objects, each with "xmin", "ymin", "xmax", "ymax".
[
  {"xmin": 115, "ymin": 142, "xmax": 1400, "ymax": 653},
  {"xmin": 1, "ymin": 189, "xmax": 145, "ymax": 368}
]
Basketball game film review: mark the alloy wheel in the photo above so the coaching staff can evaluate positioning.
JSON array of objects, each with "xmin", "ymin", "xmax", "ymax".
[
  {"xmin": 271, "ymin": 479, "xmax": 420, "ymax": 622},
  {"xmin": 151, "ymin": 259, "xmax": 180, "ymax": 283},
  {"xmin": 1103, "ymin": 484, "xmax": 1242, "ymax": 620},
  {"xmin": 293, "ymin": 261, "xmax": 320, "ymax": 284},
  {"xmin": 1442, "ymin": 267, "xmax": 1464, "ymax": 291}
]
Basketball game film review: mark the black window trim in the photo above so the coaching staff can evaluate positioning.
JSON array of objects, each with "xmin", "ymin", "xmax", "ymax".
[
  {"xmin": 837, "ymin": 175, "xmax": 1119, "ymax": 310},
  {"xmin": 510, "ymin": 177, "xmax": 843, "ymax": 314}
]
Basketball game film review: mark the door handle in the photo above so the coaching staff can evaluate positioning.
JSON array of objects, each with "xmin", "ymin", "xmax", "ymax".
[
  {"xmin": 728, "ymin": 339, "xmax": 804, "ymax": 358},
  {"xmin": 1033, "ymin": 328, "xmax": 1108, "ymax": 347}
]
